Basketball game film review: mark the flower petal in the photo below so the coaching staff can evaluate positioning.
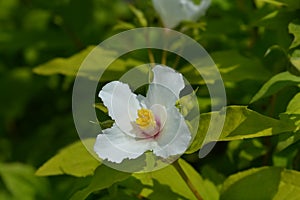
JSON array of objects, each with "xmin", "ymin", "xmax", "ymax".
[
  {"xmin": 150, "ymin": 104, "xmax": 167, "ymax": 131},
  {"xmin": 145, "ymin": 65, "xmax": 185, "ymax": 107},
  {"xmin": 146, "ymin": 83, "xmax": 178, "ymax": 107},
  {"xmin": 153, "ymin": 106, "xmax": 191, "ymax": 158},
  {"xmin": 94, "ymin": 125, "xmax": 153, "ymax": 163},
  {"xmin": 99, "ymin": 81, "xmax": 141, "ymax": 136},
  {"xmin": 152, "ymin": 0, "xmax": 211, "ymax": 28},
  {"xmin": 152, "ymin": 65, "xmax": 185, "ymax": 99}
]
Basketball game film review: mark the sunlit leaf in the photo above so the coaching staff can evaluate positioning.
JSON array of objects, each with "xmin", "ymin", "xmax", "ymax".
[
  {"xmin": 281, "ymin": 92, "xmax": 300, "ymax": 131},
  {"xmin": 33, "ymin": 46, "xmax": 143, "ymax": 81},
  {"xmin": 220, "ymin": 167, "xmax": 300, "ymax": 200},
  {"xmin": 94, "ymin": 103, "xmax": 108, "ymax": 113},
  {"xmin": 70, "ymin": 165, "xmax": 130, "ymax": 200},
  {"xmin": 286, "ymin": 92, "xmax": 300, "ymax": 115},
  {"xmin": 250, "ymin": 71, "xmax": 300, "ymax": 103},
  {"xmin": 290, "ymin": 49, "xmax": 300, "ymax": 73},
  {"xmin": 134, "ymin": 159, "xmax": 219, "ymax": 200},
  {"xmin": 113, "ymin": 20, "xmax": 136, "ymax": 31},
  {"xmin": 36, "ymin": 139, "xmax": 100, "ymax": 177},
  {"xmin": 33, "ymin": 46, "xmax": 95, "ymax": 76},
  {"xmin": 187, "ymin": 106, "xmax": 295, "ymax": 154},
  {"xmin": 147, "ymin": 179, "xmax": 189, "ymax": 200},
  {"xmin": 289, "ymin": 21, "xmax": 300, "ymax": 49},
  {"xmin": 257, "ymin": 0, "xmax": 287, "ymax": 7}
]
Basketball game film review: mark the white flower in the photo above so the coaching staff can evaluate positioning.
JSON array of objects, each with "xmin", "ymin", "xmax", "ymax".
[
  {"xmin": 152, "ymin": 0, "xmax": 211, "ymax": 28},
  {"xmin": 94, "ymin": 65, "xmax": 192, "ymax": 163}
]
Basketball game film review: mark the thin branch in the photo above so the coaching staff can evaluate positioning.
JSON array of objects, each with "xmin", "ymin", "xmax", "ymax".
[
  {"xmin": 162, "ymin": 50, "xmax": 167, "ymax": 65},
  {"xmin": 173, "ymin": 54, "xmax": 181, "ymax": 69},
  {"xmin": 173, "ymin": 160, "xmax": 203, "ymax": 200},
  {"xmin": 148, "ymin": 49, "xmax": 155, "ymax": 65}
]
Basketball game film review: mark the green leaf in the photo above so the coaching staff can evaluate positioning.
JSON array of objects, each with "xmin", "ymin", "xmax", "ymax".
[
  {"xmin": 290, "ymin": 49, "xmax": 300, "ymax": 73},
  {"xmin": 286, "ymin": 92, "xmax": 300, "ymax": 115},
  {"xmin": 258, "ymin": 0, "xmax": 287, "ymax": 7},
  {"xmin": 148, "ymin": 179, "xmax": 189, "ymax": 200},
  {"xmin": 33, "ymin": 46, "xmax": 95, "ymax": 76},
  {"xmin": 129, "ymin": 5, "xmax": 148, "ymax": 27},
  {"xmin": 281, "ymin": 92, "xmax": 300, "ymax": 131},
  {"xmin": 212, "ymin": 50, "xmax": 271, "ymax": 82},
  {"xmin": 273, "ymin": 169, "xmax": 300, "ymax": 200},
  {"xmin": 36, "ymin": 139, "xmax": 100, "ymax": 177},
  {"xmin": 134, "ymin": 159, "xmax": 219, "ymax": 200},
  {"xmin": 99, "ymin": 120, "xmax": 115, "ymax": 129},
  {"xmin": 180, "ymin": 50, "xmax": 271, "ymax": 85},
  {"xmin": 279, "ymin": 0, "xmax": 300, "ymax": 10},
  {"xmin": 33, "ymin": 46, "xmax": 142, "ymax": 81},
  {"xmin": 113, "ymin": 20, "xmax": 136, "ymax": 31},
  {"xmin": 220, "ymin": 167, "xmax": 300, "ymax": 200},
  {"xmin": 289, "ymin": 21, "xmax": 300, "ymax": 49},
  {"xmin": 273, "ymin": 132, "xmax": 300, "ymax": 168},
  {"xmin": 114, "ymin": 177, "xmax": 145, "ymax": 199},
  {"xmin": 200, "ymin": 165, "xmax": 226, "ymax": 188},
  {"xmin": 94, "ymin": 103, "xmax": 108, "ymax": 113},
  {"xmin": 187, "ymin": 106, "xmax": 295, "ymax": 154},
  {"xmin": 70, "ymin": 165, "xmax": 130, "ymax": 200},
  {"xmin": 0, "ymin": 163, "xmax": 49, "ymax": 200},
  {"xmin": 177, "ymin": 159, "xmax": 219, "ymax": 200},
  {"xmin": 250, "ymin": 71, "xmax": 300, "ymax": 103},
  {"xmin": 226, "ymin": 139, "xmax": 267, "ymax": 170}
]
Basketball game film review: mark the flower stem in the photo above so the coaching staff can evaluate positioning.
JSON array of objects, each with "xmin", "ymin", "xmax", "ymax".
[
  {"xmin": 148, "ymin": 49, "xmax": 155, "ymax": 65},
  {"xmin": 162, "ymin": 50, "xmax": 167, "ymax": 65},
  {"xmin": 173, "ymin": 54, "xmax": 181, "ymax": 69},
  {"xmin": 173, "ymin": 160, "xmax": 203, "ymax": 200}
]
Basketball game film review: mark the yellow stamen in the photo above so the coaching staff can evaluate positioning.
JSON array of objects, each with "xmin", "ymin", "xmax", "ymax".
[{"xmin": 136, "ymin": 108, "xmax": 156, "ymax": 130}]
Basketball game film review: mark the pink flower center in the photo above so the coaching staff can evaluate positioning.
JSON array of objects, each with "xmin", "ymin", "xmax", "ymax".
[{"xmin": 136, "ymin": 108, "xmax": 160, "ymax": 137}]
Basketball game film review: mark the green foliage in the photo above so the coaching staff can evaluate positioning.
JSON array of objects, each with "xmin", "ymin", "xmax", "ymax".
[
  {"xmin": 70, "ymin": 165, "xmax": 130, "ymax": 200},
  {"xmin": 220, "ymin": 167, "xmax": 300, "ymax": 200},
  {"xmin": 211, "ymin": 50, "xmax": 271, "ymax": 82},
  {"xmin": 33, "ymin": 46, "xmax": 143, "ymax": 81},
  {"xmin": 0, "ymin": 163, "xmax": 49, "ymax": 200},
  {"xmin": 33, "ymin": 46, "xmax": 95, "ymax": 76},
  {"xmin": 36, "ymin": 139, "xmax": 100, "ymax": 177},
  {"xmin": 1, "ymin": 0, "xmax": 300, "ymax": 199},
  {"xmin": 251, "ymin": 72, "xmax": 300, "ymax": 103},
  {"xmin": 286, "ymin": 92, "xmax": 300, "ymax": 115},
  {"xmin": 290, "ymin": 50, "xmax": 300, "ymax": 73},
  {"xmin": 180, "ymin": 50, "xmax": 271, "ymax": 85},
  {"xmin": 128, "ymin": 5, "xmax": 148, "ymax": 27},
  {"xmin": 134, "ymin": 159, "xmax": 219, "ymax": 200},
  {"xmin": 289, "ymin": 21, "xmax": 300, "ymax": 49},
  {"xmin": 187, "ymin": 106, "xmax": 295, "ymax": 154}
]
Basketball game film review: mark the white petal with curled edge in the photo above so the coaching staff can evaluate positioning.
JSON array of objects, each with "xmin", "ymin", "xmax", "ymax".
[
  {"xmin": 152, "ymin": 65, "xmax": 184, "ymax": 99},
  {"xmin": 153, "ymin": 106, "xmax": 191, "ymax": 158},
  {"xmin": 94, "ymin": 125, "xmax": 153, "ymax": 163},
  {"xmin": 99, "ymin": 81, "xmax": 140, "ymax": 137}
]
